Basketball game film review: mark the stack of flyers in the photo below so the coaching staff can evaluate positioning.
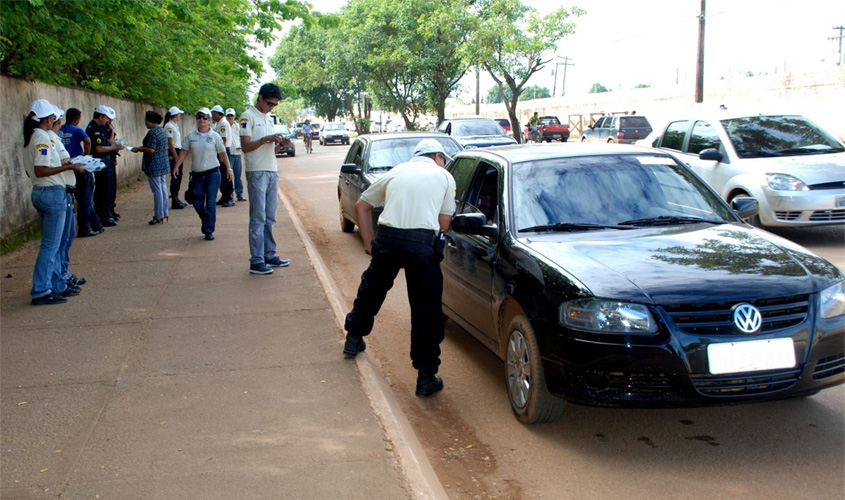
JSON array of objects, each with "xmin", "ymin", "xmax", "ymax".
[{"xmin": 71, "ymin": 156, "xmax": 106, "ymax": 172}]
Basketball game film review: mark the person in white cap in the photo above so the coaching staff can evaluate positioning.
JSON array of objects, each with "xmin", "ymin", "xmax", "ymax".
[
  {"xmin": 60, "ymin": 107, "xmax": 97, "ymax": 239},
  {"xmin": 23, "ymin": 99, "xmax": 86, "ymax": 305},
  {"xmin": 225, "ymin": 108, "xmax": 246, "ymax": 202},
  {"xmin": 171, "ymin": 107, "xmax": 233, "ymax": 240},
  {"xmin": 49, "ymin": 105, "xmax": 84, "ymax": 291},
  {"xmin": 164, "ymin": 106, "xmax": 187, "ymax": 209},
  {"xmin": 86, "ymin": 105, "xmax": 124, "ymax": 226},
  {"xmin": 342, "ymin": 138, "xmax": 457, "ymax": 398},
  {"xmin": 211, "ymin": 105, "xmax": 234, "ymax": 207}
]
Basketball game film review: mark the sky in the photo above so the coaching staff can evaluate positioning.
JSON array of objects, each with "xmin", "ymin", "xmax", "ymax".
[{"xmin": 259, "ymin": 0, "xmax": 845, "ymax": 99}]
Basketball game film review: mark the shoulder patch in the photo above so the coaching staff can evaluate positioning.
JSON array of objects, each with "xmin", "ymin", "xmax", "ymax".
[
  {"xmin": 240, "ymin": 118, "xmax": 249, "ymax": 129},
  {"xmin": 36, "ymin": 144, "xmax": 50, "ymax": 156}
]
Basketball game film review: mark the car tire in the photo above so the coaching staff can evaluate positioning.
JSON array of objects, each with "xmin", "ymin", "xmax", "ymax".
[
  {"xmin": 340, "ymin": 206, "xmax": 355, "ymax": 233},
  {"xmin": 729, "ymin": 191, "xmax": 763, "ymax": 228},
  {"xmin": 580, "ymin": 136, "xmax": 587, "ymax": 143},
  {"xmin": 607, "ymin": 138, "xmax": 615, "ymax": 144},
  {"xmin": 288, "ymin": 149, "xmax": 295, "ymax": 157},
  {"xmin": 505, "ymin": 315, "xmax": 566, "ymax": 424}
]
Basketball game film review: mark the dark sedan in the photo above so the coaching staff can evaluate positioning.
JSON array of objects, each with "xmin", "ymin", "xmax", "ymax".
[
  {"xmin": 443, "ymin": 143, "xmax": 845, "ymax": 423},
  {"xmin": 437, "ymin": 117, "xmax": 517, "ymax": 149},
  {"xmin": 338, "ymin": 132, "xmax": 463, "ymax": 233}
]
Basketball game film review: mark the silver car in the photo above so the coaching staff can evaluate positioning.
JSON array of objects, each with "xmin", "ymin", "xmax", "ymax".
[
  {"xmin": 652, "ymin": 113, "xmax": 845, "ymax": 227},
  {"xmin": 320, "ymin": 122, "xmax": 350, "ymax": 146}
]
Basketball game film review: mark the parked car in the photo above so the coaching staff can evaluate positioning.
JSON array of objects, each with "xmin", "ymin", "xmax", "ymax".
[
  {"xmin": 537, "ymin": 115, "xmax": 570, "ymax": 142},
  {"xmin": 320, "ymin": 122, "xmax": 351, "ymax": 146},
  {"xmin": 651, "ymin": 113, "xmax": 845, "ymax": 227},
  {"xmin": 495, "ymin": 118, "xmax": 512, "ymax": 135},
  {"xmin": 274, "ymin": 124, "xmax": 296, "ymax": 157},
  {"xmin": 338, "ymin": 132, "xmax": 463, "ymax": 233},
  {"xmin": 293, "ymin": 121, "xmax": 305, "ymax": 137},
  {"xmin": 581, "ymin": 114, "xmax": 652, "ymax": 144},
  {"xmin": 309, "ymin": 123, "xmax": 321, "ymax": 141},
  {"xmin": 443, "ymin": 143, "xmax": 844, "ymax": 424},
  {"xmin": 437, "ymin": 117, "xmax": 517, "ymax": 149}
]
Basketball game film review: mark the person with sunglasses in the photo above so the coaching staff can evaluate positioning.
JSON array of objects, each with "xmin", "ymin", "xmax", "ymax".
[
  {"xmin": 171, "ymin": 108, "xmax": 233, "ymax": 241},
  {"xmin": 238, "ymin": 83, "xmax": 292, "ymax": 275}
]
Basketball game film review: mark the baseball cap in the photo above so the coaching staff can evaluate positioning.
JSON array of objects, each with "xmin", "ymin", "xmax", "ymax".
[
  {"xmin": 52, "ymin": 105, "xmax": 65, "ymax": 120},
  {"xmin": 29, "ymin": 99, "xmax": 54, "ymax": 120},
  {"xmin": 211, "ymin": 105, "xmax": 224, "ymax": 113},
  {"xmin": 413, "ymin": 138, "xmax": 452, "ymax": 162},
  {"xmin": 95, "ymin": 105, "xmax": 116, "ymax": 119},
  {"xmin": 225, "ymin": 108, "xmax": 236, "ymax": 116},
  {"xmin": 169, "ymin": 106, "xmax": 184, "ymax": 116},
  {"xmin": 196, "ymin": 107, "xmax": 212, "ymax": 118}
]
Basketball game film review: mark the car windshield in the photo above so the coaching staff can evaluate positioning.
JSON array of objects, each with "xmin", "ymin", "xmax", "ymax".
[
  {"xmin": 324, "ymin": 123, "xmax": 343, "ymax": 131},
  {"xmin": 721, "ymin": 115, "xmax": 845, "ymax": 158},
  {"xmin": 274, "ymin": 125, "xmax": 291, "ymax": 135},
  {"xmin": 512, "ymin": 154, "xmax": 735, "ymax": 231},
  {"xmin": 540, "ymin": 117, "xmax": 561, "ymax": 125},
  {"xmin": 454, "ymin": 120, "xmax": 506, "ymax": 137},
  {"xmin": 367, "ymin": 137, "xmax": 462, "ymax": 171},
  {"xmin": 620, "ymin": 116, "xmax": 650, "ymax": 128}
]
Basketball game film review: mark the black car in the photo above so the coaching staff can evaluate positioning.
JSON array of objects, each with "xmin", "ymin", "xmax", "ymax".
[
  {"xmin": 338, "ymin": 132, "xmax": 463, "ymax": 233},
  {"xmin": 437, "ymin": 117, "xmax": 517, "ymax": 149},
  {"xmin": 581, "ymin": 115, "xmax": 652, "ymax": 144},
  {"xmin": 273, "ymin": 124, "xmax": 296, "ymax": 157},
  {"xmin": 443, "ymin": 143, "xmax": 845, "ymax": 423}
]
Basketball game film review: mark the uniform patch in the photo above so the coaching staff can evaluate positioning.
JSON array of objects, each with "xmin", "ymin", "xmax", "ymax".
[
  {"xmin": 240, "ymin": 119, "xmax": 249, "ymax": 129},
  {"xmin": 36, "ymin": 144, "xmax": 50, "ymax": 156},
  {"xmin": 96, "ymin": 138, "xmax": 102, "ymax": 144}
]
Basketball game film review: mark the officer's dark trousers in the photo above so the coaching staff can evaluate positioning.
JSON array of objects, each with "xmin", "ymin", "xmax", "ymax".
[
  {"xmin": 93, "ymin": 157, "xmax": 116, "ymax": 219},
  {"xmin": 169, "ymin": 148, "xmax": 182, "ymax": 203},
  {"xmin": 217, "ymin": 148, "xmax": 234, "ymax": 203},
  {"xmin": 74, "ymin": 170, "xmax": 100, "ymax": 232},
  {"xmin": 345, "ymin": 229, "xmax": 445, "ymax": 375}
]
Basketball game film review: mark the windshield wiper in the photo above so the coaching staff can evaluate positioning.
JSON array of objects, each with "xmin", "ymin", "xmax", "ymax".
[
  {"xmin": 776, "ymin": 146, "xmax": 843, "ymax": 155},
  {"xmin": 520, "ymin": 222, "xmax": 636, "ymax": 233},
  {"xmin": 734, "ymin": 149, "xmax": 782, "ymax": 158},
  {"xmin": 368, "ymin": 166, "xmax": 393, "ymax": 172},
  {"xmin": 618, "ymin": 216, "xmax": 727, "ymax": 226}
]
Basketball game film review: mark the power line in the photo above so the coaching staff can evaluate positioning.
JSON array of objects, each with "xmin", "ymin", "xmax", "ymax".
[
  {"xmin": 830, "ymin": 26, "xmax": 845, "ymax": 65},
  {"xmin": 553, "ymin": 57, "xmax": 574, "ymax": 97}
]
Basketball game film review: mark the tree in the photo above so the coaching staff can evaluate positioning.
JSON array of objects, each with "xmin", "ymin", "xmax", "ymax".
[
  {"xmin": 486, "ymin": 84, "xmax": 550, "ymax": 103},
  {"xmin": 589, "ymin": 83, "xmax": 610, "ymax": 93},
  {"xmin": 468, "ymin": 0, "xmax": 584, "ymax": 143}
]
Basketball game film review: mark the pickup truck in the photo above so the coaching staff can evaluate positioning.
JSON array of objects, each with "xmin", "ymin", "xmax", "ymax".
[{"xmin": 525, "ymin": 116, "xmax": 570, "ymax": 142}]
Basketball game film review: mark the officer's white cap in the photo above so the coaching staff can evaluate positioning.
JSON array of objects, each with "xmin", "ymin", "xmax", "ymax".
[
  {"xmin": 211, "ymin": 105, "xmax": 225, "ymax": 113},
  {"xmin": 169, "ymin": 106, "xmax": 184, "ymax": 116},
  {"xmin": 52, "ymin": 105, "xmax": 65, "ymax": 120},
  {"xmin": 225, "ymin": 108, "xmax": 236, "ymax": 116},
  {"xmin": 413, "ymin": 138, "xmax": 452, "ymax": 162},
  {"xmin": 29, "ymin": 99, "xmax": 54, "ymax": 120},
  {"xmin": 95, "ymin": 105, "xmax": 116, "ymax": 119},
  {"xmin": 196, "ymin": 107, "xmax": 212, "ymax": 118}
]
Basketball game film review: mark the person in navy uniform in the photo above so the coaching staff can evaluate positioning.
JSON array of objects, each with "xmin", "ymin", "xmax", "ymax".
[
  {"xmin": 86, "ymin": 105, "xmax": 124, "ymax": 226},
  {"xmin": 60, "ymin": 108, "xmax": 98, "ymax": 237}
]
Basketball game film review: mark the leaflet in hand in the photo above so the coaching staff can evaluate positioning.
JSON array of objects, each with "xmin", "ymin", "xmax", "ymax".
[{"xmin": 72, "ymin": 155, "xmax": 106, "ymax": 172}]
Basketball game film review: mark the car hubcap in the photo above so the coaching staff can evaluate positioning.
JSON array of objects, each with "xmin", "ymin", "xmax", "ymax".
[{"xmin": 506, "ymin": 330, "xmax": 531, "ymax": 409}]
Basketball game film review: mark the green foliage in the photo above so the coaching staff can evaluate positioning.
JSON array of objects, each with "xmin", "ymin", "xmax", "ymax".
[
  {"xmin": 486, "ymin": 84, "xmax": 550, "ymax": 103},
  {"xmin": 589, "ymin": 83, "xmax": 610, "ymax": 93},
  {"xmin": 0, "ymin": 0, "xmax": 317, "ymax": 111},
  {"xmin": 635, "ymin": 83, "xmax": 651, "ymax": 89}
]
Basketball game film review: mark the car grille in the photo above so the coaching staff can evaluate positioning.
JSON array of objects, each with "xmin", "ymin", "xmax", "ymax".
[
  {"xmin": 664, "ymin": 295, "xmax": 809, "ymax": 335},
  {"xmin": 690, "ymin": 368, "xmax": 801, "ymax": 396},
  {"xmin": 606, "ymin": 372, "xmax": 673, "ymax": 395},
  {"xmin": 809, "ymin": 209, "xmax": 845, "ymax": 222},
  {"xmin": 775, "ymin": 211, "xmax": 802, "ymax": 221},
  {"xmin": 809, "ymin": 181, "xmax": 845, "ymax": 190},
  {"xmin": 813, "ymin": 354, "xmax": 845, "ymax": 380}
]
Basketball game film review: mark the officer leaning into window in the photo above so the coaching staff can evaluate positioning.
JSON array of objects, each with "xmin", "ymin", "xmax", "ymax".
[{"xmin": 343, "ymin": 139, "xmax": 457, "ymax": 398}]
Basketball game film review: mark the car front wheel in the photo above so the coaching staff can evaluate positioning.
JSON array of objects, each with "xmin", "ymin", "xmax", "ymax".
[{"xmin": 505, "ymin": 315, "xmax": 565, "ymax": 424}]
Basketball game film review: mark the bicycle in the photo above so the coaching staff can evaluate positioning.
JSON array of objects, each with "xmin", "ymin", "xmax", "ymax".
[{"xmin": 303, "ymin": 133, "xmax": 313, "ymax": 154}]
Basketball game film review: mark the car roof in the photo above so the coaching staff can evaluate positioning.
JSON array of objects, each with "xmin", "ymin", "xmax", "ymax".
[
  {"xmin": 453, "ymin": 143, "xmax": 668, "ymax": 164},
  {"xmin": 442, "ymin": 117, "xmax": 497, "ymax": 122},
  {"xmin": 665, "ymin": 111, "xmax": 808, "ymax": 123},
  {"xmin": 355, "ymin": 131, "xmax": 454, "ymax": 143}
]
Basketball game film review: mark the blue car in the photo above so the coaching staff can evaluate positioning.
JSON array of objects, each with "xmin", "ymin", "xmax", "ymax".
[{"xmin": 437, "ymin": 117, "xmax": 517, "ymax": 149}]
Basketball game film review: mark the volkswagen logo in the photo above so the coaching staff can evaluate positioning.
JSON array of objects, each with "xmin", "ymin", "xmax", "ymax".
[{"xmin": 733, "ymin": 303, "xmax": 762, "ymax": 334}]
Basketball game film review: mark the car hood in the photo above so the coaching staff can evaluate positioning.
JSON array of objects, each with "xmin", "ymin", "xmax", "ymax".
[
  {"xmin": 738, "ymin": 152, "xmax": 845, "ymax": 185},
  {"xmin": 523, "ymin": 224, "xmax": 842, "ymax": 305},
  {"xmin": 457, "ymin": 136, "xmax": 517, "ymax": 148}
]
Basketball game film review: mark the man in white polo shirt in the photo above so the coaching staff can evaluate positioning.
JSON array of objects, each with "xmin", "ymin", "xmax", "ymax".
[{"xmin": 238, "ymin": 83, "xmax": 292, "ymax": 275}]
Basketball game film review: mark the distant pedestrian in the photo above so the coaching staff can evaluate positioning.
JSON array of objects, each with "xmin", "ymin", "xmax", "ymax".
[
  {"xmin": 60, "ymin": 107, "xmax": 98, "ymax": 237},
  {"xmin": 165, "ymin": 106, "xmax": 187, "ymax": 209},
  {"xmin": 171, "ymin": 107, "xmax": 233, "ymax": 240},
  {"xmin": 212, "ymin": 105, "xmax": 235, "ymax": 207},
  {"xmin": 342, "ymin": 138, "xmax": 456, "ymax": 398},
  {"xmin": 23, "ymin": 99, "xmax": 86, "ymax": 305},
  {"xmin": 238, "ymin": 83, "xmax": 291, "ymax": 274},
  {"xmin": 131, "ymin": 110, "xmax": 170, "ymax": 225},
  {"xmin": 226, "ymin": 108, "xmax": 246, "ymax": 202}
]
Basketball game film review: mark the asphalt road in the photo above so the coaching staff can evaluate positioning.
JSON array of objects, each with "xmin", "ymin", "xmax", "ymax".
[{"xmin": 278, "ymin": 140, "xmax": 844, "ymax": 500}]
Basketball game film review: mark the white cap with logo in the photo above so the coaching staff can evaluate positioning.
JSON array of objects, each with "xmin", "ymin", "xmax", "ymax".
[
  {"xmin": 211, "ymin": 105, "xmax": 224, "ymax": 114},
  {"xmin": 225, "ymin": 108, "xmax": 237, "ymax": 116},
  {"xmin": 29, "ymin": 99, "xmax": 54, "ymax": 120},
  {"xmin": 95, "ymin": 105, "xmax": 116, "ymax": 119},
  {"xmin": 196, "ymin": 107, "xmax": 212, "ymax": 118},
  {"xmin": 413, "ymin": 138, "xmax": 452, "ymax": 162},
  {"xmin": 169, "ymin": 106, "xmax": 184, "ymax": 116},
  {"xmin": 52, "ymin": 105, "xmax": 65, "ymax": 120}
]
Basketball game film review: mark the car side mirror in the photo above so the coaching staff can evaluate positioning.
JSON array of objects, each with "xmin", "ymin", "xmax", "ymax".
[
  {"xmin": 451, "ymin": 213, "xmax": 498, "ymax": 239},
  {"xmin": 699, "ymin": 148, "xmax": 723, "ymax": 162},
  {"xmin": 731, "ymin": 196, "xmax": 759, "ymax": 221},
  {"xmin": 340, "ymin": 163, "xmax": 361, "ymax": 175}
]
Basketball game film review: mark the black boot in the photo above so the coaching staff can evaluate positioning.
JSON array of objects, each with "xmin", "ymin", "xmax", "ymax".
[{"xmin": 415, "ymin": 372, "xmax": 443, "ymax": 397}]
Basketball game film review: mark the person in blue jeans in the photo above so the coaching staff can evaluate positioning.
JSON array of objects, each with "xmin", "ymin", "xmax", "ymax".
[
  {"xmin": 24, "ymin": 99, "xmax": 86, "ymax": 305},
  {"xmin": 171, "ymin": 108, "xmax": 233, "ymax": 240},
  {"xmin": 131, "ymin": 110, "xmax": 171, "ymax": 224}
]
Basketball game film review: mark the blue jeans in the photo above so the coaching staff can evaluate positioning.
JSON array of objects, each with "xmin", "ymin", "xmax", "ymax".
[
  {"xmin": 30, "ymin": 186, "xmax": 68, "ymax": 298},
  {"xmin": 246, "ymin": 171, "xmax": 278, "ymax": 265},
  {"xmin": 58, "ymin": 191, "xmax": 76, "ymax": 281},
  {"xmin": 148, "ymin": 173, "xmax": 169, "ymax": 218},
  {"xmin": 190, "ymin": 169, "xmax": 221, "ymax": 235},
  {"xmin": 230, "ymin": 154, "xmax": 244, "ymax": 197}
]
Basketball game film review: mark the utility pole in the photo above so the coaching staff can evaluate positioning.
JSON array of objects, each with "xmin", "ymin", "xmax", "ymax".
[
  {"xmin": 831, "ymin": 26, "xmax": 845, "ymax": 65},
  {"xmin": 475, "ymin": 67, "xmax": 481, "ymax": 115},
  {"xmin": 553, "ymin": 57, "xmax": 574, "ymax": 97},
  {"xmin": 695, "ymin": 0, "xmax": 706, "ymax": 103}
]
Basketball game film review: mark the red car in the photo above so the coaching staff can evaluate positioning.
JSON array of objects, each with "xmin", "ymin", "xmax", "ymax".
[{"xmin": 495, "ymin": 118, "xmax": 512, "ymax": 135}]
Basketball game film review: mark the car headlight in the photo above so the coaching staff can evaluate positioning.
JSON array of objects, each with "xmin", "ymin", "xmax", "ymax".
[
  {"xmin": 820, "ymin": 281, "xmax": 845, "ymax": 319},
  {"xmin": 560, "ymin": 299, "xmax": 658, "ymax": 334},
  {"xmin": 766, "ymin": 174, "xmax": 809, "ymax": 191}
]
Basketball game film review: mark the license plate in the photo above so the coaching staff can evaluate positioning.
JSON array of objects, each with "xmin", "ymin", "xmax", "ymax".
[
  {"xmin": 836, "ymin": 196, "xmax": 845, "ymax": 208},
  {"xmin": 707, "ymin": 338, "xmax": 795, "ymax": 375}
]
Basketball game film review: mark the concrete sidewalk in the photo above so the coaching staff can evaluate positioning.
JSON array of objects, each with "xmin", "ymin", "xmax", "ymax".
[{"xmin": 0, "ymin": 182, "xmax": 442, "ymax": 499}]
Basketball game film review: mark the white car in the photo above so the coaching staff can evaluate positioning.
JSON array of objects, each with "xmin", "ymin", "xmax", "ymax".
[
  {"xmin": 320, "ymin": 122, "xmax": 350, "ymax": 146},
  {"xmin": 652, "ymin": 113, "xmax": 845, "ymax": 227}
]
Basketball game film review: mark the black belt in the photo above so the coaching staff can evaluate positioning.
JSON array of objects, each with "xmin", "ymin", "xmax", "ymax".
[
  {"xmin": 65, "ymin": 185, "xmax": 76, "ymax": 194},
  {"xmin": 377, "ymin": 225, "xmax": 438, "ymax": 246},
  {"xmin": 191, "ymin": 168, "xmax": 218, "ymax": 177}
]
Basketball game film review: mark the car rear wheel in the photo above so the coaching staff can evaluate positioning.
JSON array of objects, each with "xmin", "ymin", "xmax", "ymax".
[
  {"xmin": 505, "ymin": 315, "xmax": 566, "ymax": 424},
  {"xmin": 339, "ymin": 205, "xmax": 355, "ymax": 233},
  {"xmin": 580, "ymin": 136, "xmax": 587, "ymax": 143},
  {"xmin": 288, "ymin": 149, "xmax": 295, "ymax": 157}
]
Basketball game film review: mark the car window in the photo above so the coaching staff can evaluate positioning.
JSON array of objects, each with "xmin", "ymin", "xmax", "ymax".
[
  {"xmin": 688, "ymin": 121, "xmax": 721, "ymax": 154},
  {"xmin": 540, "ymin": 117, "xmax": 561, "ymax": 125},
  {"xmin": 344, "ymin": 141, "xmax": 363, "ymax": 167},
  {"xmin": 367, "ymin": 137, "xmax": 461, "ymax": 172},
  {"xmin": 660, "ymin": 120, "xmax": 689, "ymax": 151},
  {"xmin": 462, "ymin": 163, "xmax": 500, "ymax": 224},
  {"xmin": 593, "ymin": 117, "xmax": 605, "ymax": 128},
  {"xmin": 511, "ymin": 154, "xmax": 733, "ymax": 230},
  {"xmin": 448, "ymin": 157, "xmax": 479, "ymax": 204},
  {"xmin": 453, "ymin": 120, "xmax": 505, "ymax": 137},
  {"xmin": 620, "ymin": 116, "xmax": 650, "ymax": 128}
]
